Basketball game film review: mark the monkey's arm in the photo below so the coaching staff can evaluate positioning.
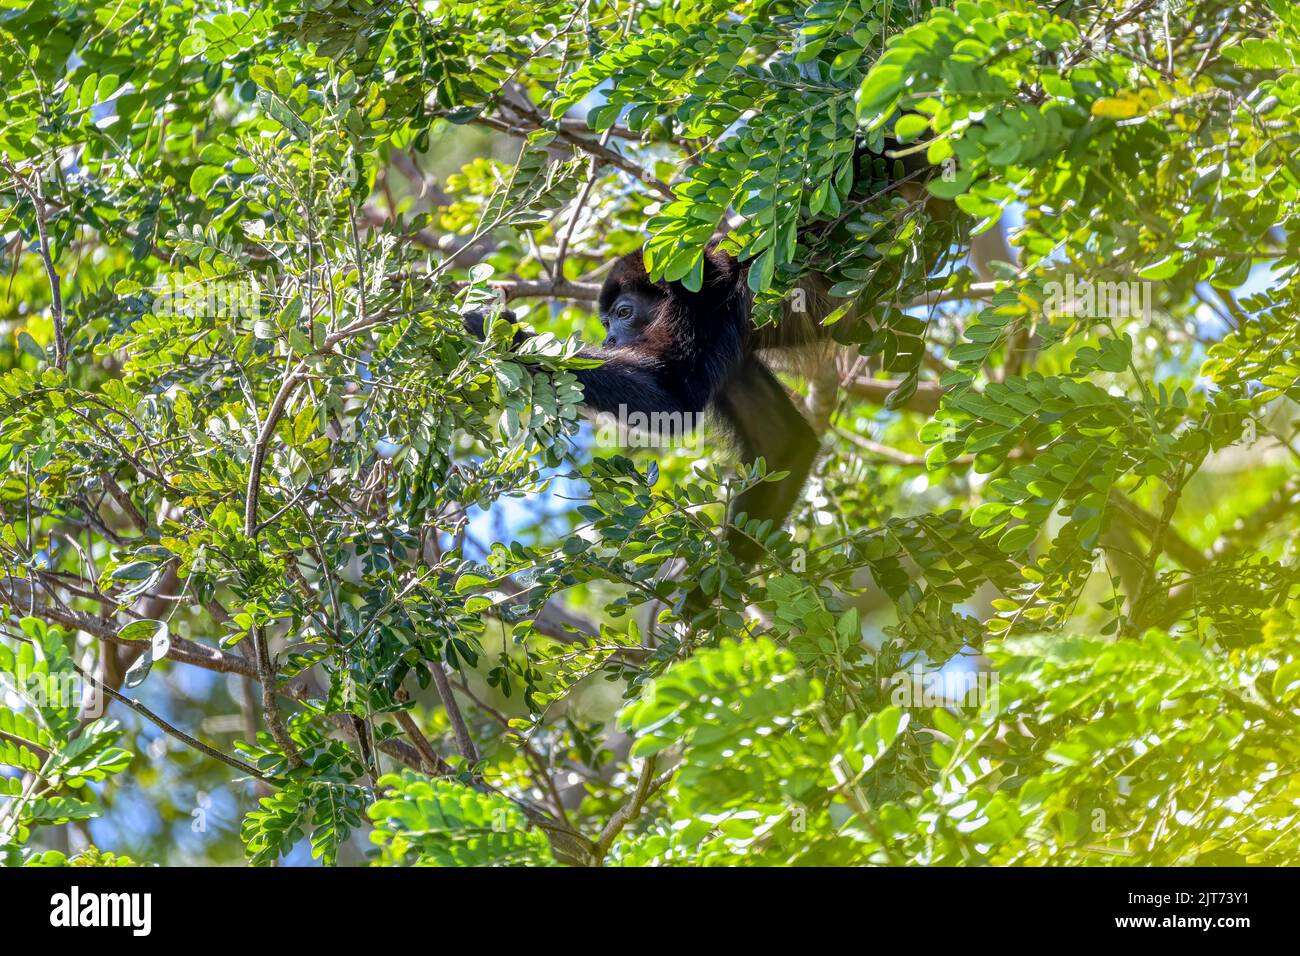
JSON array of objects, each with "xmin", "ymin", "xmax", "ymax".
[
  {"xmin": 461, "ymin": 306, "xmax": 531, "ymax": 347},
  {"xmin": 713, "ymin": 358, "xmax": 819, "ymax": 563},
  {"xmin": 461, "ymin": 308, "xmax": 703, "ymax": 418},
  {"xmin": 569, "ymin": 353, "xmax": 705, "ymax": 417}
]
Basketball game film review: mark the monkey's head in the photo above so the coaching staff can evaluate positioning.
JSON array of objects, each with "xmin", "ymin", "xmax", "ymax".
[
  {"xmin": 597, "ymin": 252, "xmax": 665, "ymax": 348},
  {"xmin": 597, "ymin": 247, "xmax": 742, "ymax": 348}
]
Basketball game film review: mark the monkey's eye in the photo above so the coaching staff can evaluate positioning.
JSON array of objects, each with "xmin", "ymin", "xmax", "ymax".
[{"xmin": 615, "ymin": 303, "xmax": 634, "ymax": 320}]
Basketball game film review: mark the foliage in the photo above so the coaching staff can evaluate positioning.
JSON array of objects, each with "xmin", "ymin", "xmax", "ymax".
[
  {"xmin": 369, "ymin": 770, "xmax": 555, "ymax": 866},
  {"xmin": 0, "ymin": 619, "xmax": 132, "ymax": 860},
  {"xmin": 0, "ymin": 0, "xmax": 1297, "ymax": 867}
]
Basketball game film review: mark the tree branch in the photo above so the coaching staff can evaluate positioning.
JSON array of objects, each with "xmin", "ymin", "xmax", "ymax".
[
  {"xmin": 3, "ymin": 160, "xmax": 67, "ymax": 370},
  {"xmin": 430, "ymin": 664, "xmax": 479, "ymax": 766},
  {"xmin": 594, "ymin": 755, "xmax": 665, "ymax": 862},
  {"xmin": 471, "ymin": 109, "xmax": 675, "ymax": 200},
  {"xmin": 841, "ymin": 375, "xmax": 946, "ymax": 415},
  {"xmin": 393, "ymin": 709, "xmax": 455, "ymax": 776},
  {"xmin": 1108, "ymin": 490, "xmax": 1210, "ymax": 572},
  {"xmin": 74, "ymin": 661, "xmax": 267, "ymax": 780}
]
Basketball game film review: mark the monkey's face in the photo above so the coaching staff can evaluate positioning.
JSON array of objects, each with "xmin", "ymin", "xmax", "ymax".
[{"xmin": 599, "ymin": 286, "xmax": 660, "ymax": 349}]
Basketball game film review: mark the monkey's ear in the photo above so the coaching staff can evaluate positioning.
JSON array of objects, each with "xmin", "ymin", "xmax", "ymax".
[
  {"xmin": 697, "ymin": 246, "xmax": 743, "ymax": 297},
  {"xmin": 616, "ymin": 250, "xmax": 650, "ymax": 281},
  {"xmin": 600, "ymin": 251, "xmax": 658, "ymax": 311}
]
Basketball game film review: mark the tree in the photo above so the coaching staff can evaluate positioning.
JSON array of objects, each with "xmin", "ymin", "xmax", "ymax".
[{"xmin": 1, "ymin": 0, "xmax": 1298, "ymax": 867}]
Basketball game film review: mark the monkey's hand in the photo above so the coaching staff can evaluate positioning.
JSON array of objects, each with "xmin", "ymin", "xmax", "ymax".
[{"xmin": 461, "ymin": 306, "xmax": 518, "ymax": 341}]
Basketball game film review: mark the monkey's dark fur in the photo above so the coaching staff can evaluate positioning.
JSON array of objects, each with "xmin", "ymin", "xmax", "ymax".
[
  {"xmin": 463, "ymin": 247, "xmax": 830, "ymax": 564},
  {"xmin": 462, "ymin": 141, "xmax": 940, "ymax": 563}
]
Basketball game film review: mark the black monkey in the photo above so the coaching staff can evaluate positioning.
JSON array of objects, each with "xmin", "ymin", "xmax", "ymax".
[
  {"xmin": 463, "ymin": 248, "xmax": 829, "ymax": 564},
  {"xmin": 462, "ymin": 142, "xmax": 944, "ymax": 563}
]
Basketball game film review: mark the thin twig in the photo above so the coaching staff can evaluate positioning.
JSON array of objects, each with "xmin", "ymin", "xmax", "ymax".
[
  {"xmin": 471, "ymin": 109, "xmax": 674, "ymax": 200},
  {"xmin": 394, "ymin": 709, "xmax": 455, "ymax": 776},
  {"xmin": 241, "ymin": 364, "xmax": 310, "ymax": 767},
  {"xmin": 73, "ymin": 661, "xmax": 266, "ymax": 780},
  {"xmin": 1108, "ymin": 490, "xmax": 1210, "ymax": 573},
  {"xmin": 100, "ymin": 474, "xmax": 148, "ymax": 530},
  {"xmin": 594, "ymin": 754, "xmax": 662, "ymax": 861},
  {"xmin": 430, "ymin": 663, "xmax": 479, "ymax": 766},
  {"xmin": 841, "ymin": 375, "xmax": 946, "ymax": 414},
  {"xmin": 3, "ymin": 159, "xmax": 67, "ymax": 370}
]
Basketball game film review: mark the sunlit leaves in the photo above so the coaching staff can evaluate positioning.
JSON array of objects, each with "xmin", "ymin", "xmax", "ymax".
[
  {"xmin": 0, "ymin": 620, "xmax": 132, "ymax": 849},
  {"xmin": 369, "ymin": 772, "xmax": 555, "ymax": 866},
  {"xmin": 2, "ymin": 0, "xmax": 1300, "ymax": 871}
]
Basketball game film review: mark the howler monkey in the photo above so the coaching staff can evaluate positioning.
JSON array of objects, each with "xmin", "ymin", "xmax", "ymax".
[
  {"xmin": 462, "ymin": 144, "xmax": 943, "ymax": 564},
  {"xmin": 462, "ymin": 247, "xmax": 830, "ymax": 564}
]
